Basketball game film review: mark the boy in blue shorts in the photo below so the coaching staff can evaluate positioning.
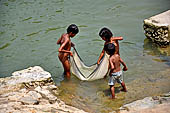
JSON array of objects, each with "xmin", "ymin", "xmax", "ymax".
[{"xmin": 104, "ymin": 43, "xmax": 128, "ymax": 99}]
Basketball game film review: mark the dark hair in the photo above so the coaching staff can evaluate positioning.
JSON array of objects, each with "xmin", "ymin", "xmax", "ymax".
[
  {"xmin": 99, "ymin": 27, "xmax": 113, "ymax": 40},
  {"xmin": 104, "ymin": 43, "xmax": 115, "ymax": 55},
  {"xmin": 67, "ymin": 24, "xmax": 79, "ymax": 34}
]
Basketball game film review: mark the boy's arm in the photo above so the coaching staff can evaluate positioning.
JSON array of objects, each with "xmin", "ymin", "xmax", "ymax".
[
  {"xmin": 57, "ymin": 37, "xmax": 62, "ymax": 45},
  {"xmin": 97, "ymin": 48, "xmax": 105, "ymax": 64},
  {"xmin": 109, "ymin": 58, "xmax": 115, "ymax": 70},
  {"xmin": 119, "ymin": 57, "xmax": 128, "ymax": 71},
  {"xmin": 111, "ymin": 36, "xmax": 123, "ymax": 41},
  {"xmin": 58, "ymin": 39, "xmax": 73, "ymax": 56}
]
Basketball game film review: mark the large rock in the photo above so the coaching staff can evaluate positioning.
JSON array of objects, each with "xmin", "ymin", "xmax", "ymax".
[
  {"xmin": 114, "ymin": 93, "xmax": 170, "ymax": 113},
  {"xmin": 143, "ymin": 10, "xmax": 170, "ymax": 46},
  {"xmin": 0, "ymin": 66, "xmax": 87, "ymax": 113},
  {"xmin": 1, "ymin": 66, "xmax": 52, "ymax": 86}
]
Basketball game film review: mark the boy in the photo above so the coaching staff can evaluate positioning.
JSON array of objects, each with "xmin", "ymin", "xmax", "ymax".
[
  {"xmin": 97, "ymin": 27, "xmax": 123, "ymax": 64},
  {"xmin": 57, "ymin": 24, "xmax": 79, "ymax": 79},
  {"xmin": 104, "ymin": 43, "xmax": 128, "ymax": 99}
]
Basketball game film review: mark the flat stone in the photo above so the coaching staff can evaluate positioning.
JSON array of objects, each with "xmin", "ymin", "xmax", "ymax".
[
  {"xmin": 117, "ymin": 92, "xmax": 170, "ymax": 113},
  {"xmin": 7, "ymin": 66, "xmax": 52, "ymax": 85},
  {"xmin": 19, "ymin": 97, "xmax": 39, "ymax": 105},
  {"xmin": 144, "ymin": 10, "xmax": 170, "ymax": 26}
]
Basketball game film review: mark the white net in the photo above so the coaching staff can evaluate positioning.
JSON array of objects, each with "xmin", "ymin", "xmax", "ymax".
[{"xmin": 70, "ymin": 47, "xmax": 110, "ymax": 81}]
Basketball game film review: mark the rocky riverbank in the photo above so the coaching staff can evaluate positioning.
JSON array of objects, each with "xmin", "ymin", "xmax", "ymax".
[
  {"xmin": 0, "ymin": 66, "xmax": 170, "ymax": 113},
  {"xmin": 0, "ymin": 66, "xmax": 87, "ymax": 113}
]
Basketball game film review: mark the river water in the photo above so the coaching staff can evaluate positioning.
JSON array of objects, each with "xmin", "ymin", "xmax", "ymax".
[{"xmin": 0, "ymin": 0, "xmax": 170, "ymax": 112}]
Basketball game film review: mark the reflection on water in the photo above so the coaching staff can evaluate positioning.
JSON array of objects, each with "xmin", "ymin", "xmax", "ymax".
[
  {"xmin": 58, "ymin": 75, "xmax": 126, "ymax": 113},
  {"xmin": 143, "ymin": 38, "xmax": 170, "ymax": 56},
  {"xmin": 143, "ymin": 38, "xmax": 170, "ymax": 66},
  {"xmin": 57, "ymin": 67, "xmax": 170, "ymax": 113}
]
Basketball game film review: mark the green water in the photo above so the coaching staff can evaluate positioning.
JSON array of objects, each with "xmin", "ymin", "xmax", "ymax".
[{"xmin": 0, "ymin": 0, "xmax": 170, "ymax": 112}]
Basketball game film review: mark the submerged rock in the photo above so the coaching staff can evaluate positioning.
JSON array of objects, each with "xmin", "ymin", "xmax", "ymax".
[
  {"xmin": 143, "ymin": 10, "xmax": 170, "ymax": 46},
  {"xmin": 0, "ymin": 66, "xmax": 87, "ymax": 113}
]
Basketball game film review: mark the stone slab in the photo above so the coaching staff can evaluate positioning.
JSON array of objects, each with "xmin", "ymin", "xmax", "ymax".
[{"xmin": 144, "ymin": 10, "xmax": 170, "ymax": 46}]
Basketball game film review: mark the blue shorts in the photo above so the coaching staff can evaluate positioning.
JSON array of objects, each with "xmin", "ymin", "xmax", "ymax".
[{"xmin": 108, "ymin": 71, "xmax": 123, "ymax": 86}]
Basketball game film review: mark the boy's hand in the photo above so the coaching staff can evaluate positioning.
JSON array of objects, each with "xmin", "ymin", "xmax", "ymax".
[
  {"xmin": 123, "ymin": 67, "xmax": 128, "ymax": 71},
  {"xmin": 71, "ymin": 43, "xmax": 75, "ymax": 47},
  {"xmin": 104, "ymin": 74, "xmax": 107, "ymax": 79},
  {"xmin": 70, "ymin": 52, "xmax": 73, "ymax": 57}
]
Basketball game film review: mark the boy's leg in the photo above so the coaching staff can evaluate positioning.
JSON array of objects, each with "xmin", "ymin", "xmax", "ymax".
[
  {"xmin": 62, "ymin": 59, "xmax": 71, "ymax": 79},
  {"xmin": 120, "ymin": 82, "xmax": 127, "ymax": 92},
  {"xmin": 116, "ymin": 74, "xmax": 127, "ymax": 92},
  {"xmin": 110, "ymin": 85, "xmax": 115, "ymax": 99}
]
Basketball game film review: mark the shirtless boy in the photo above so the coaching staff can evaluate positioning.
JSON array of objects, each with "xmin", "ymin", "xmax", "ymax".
[
  {"xmin": 97, "ymin": 27, "xmax": 123, "ymax": 64},
  {"xmin": 57, "ymin": 24, "xmax": 79, "ymax": 79},
  {"xmin": 104, "ymin": 43, "xmax": 128, "ymax": 99}
]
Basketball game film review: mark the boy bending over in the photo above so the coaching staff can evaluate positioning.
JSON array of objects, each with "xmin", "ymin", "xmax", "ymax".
[{"xmin": 97, "ymin": 27, "xmax": 123, "ymax": 64}]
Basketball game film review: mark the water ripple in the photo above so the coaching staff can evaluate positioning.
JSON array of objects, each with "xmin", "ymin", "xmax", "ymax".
[
  {"xmin": 26, "ymin": 31, "xmax": 41, "ymax": 37},
  {"xmin": 56, "ymin": 10, "xmax": 62, "ymax": 13},
  {"xmin": 32, "ymin": 21, "xmax": 42, "ymax": 23},
  {"xmin": 45, "ymin": 26, "xmax": 66, "ymax": 33},
  {"xmin": 22, "ymin": 17, "xmax": 32, "ymax": 21},
  {"xmin": 0, "ymin": 43, "xmax": 10, "ymax": 50},
  {"xmin": 122, "ymin": 41, "xmax": 136, "ymax": 45},
  {"xmin": 78, "ymin": 25, "xmax": 88, "ymax": 28}
]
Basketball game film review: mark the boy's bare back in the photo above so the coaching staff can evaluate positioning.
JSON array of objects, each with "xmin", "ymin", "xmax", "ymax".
[
  {"xmin": 109, "ymin": 54, "xmax": 121, "ymax": 73},
  {"xmin": 109, "ymin": 54, "xmax": 128, "ymax": 75}
]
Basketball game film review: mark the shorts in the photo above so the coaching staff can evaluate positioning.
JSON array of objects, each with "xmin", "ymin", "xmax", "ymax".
[{"xmin": 108, "ymin": 71, "xmax": 123, "ymax": 86}]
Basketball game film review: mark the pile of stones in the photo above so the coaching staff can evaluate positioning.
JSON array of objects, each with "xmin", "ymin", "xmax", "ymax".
[{"xmin": 0, "ymin": 66, "xmax": 87, "ymax": 113}]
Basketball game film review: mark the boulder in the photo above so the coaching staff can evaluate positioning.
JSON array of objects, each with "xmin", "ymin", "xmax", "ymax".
[
  {"xmin": 0, "ymin": 66, "xmax": 87, "ymax": 113},
  {"xmin": 143, "ymin": 10, "xmax": 170, "ymax": 46}
]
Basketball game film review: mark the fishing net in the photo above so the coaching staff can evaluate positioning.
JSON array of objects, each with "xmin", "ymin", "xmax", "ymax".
[{"xmin": 70, "ymin": 47, "xmax": 110, "ymax": 81}]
